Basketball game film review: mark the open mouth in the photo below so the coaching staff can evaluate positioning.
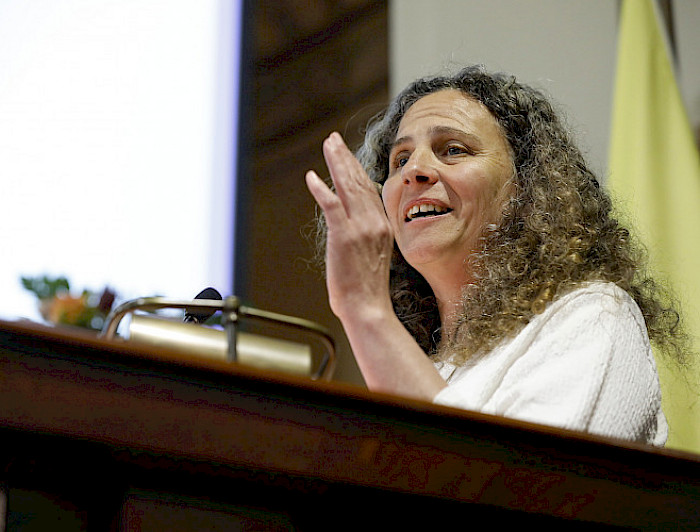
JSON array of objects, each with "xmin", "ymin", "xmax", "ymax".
[{"xmin": 405, "ymin": 204, "xmax": 453, "ymax": 222}]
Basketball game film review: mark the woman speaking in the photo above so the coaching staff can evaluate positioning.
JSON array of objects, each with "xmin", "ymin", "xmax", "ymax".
[{"xmin": 305, "ymin": 65, "xmax": 686, "ymax": 445}]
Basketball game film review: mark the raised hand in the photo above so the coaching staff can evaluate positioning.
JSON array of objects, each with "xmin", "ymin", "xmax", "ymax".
[
  {"xmin": 305, "ymin": 132, "xmax": 394, "ymax": 322},
  {"xmin": 305, "ymin": 132, "xmax": 446, "ymax": 400}
]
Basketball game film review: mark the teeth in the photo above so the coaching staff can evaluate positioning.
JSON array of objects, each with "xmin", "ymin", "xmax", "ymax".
[{"xmin": 407, "ymin": 204, "xmax": 449, "ymax": 219}]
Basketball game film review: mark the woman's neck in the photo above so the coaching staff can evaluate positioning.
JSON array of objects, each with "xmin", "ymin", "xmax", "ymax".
[
  {"xmin": 437, "ymin": 296, "xmax": 463, "ymax": 338},
  {"xmin": 414, "ymin": 259, "xmax": 472, "ymax": 342}
]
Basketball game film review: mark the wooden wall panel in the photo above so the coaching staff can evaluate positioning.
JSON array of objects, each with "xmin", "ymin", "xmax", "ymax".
[{"xmin": 239, "ymin": 1, "xmax": 388, "ymax": 384}]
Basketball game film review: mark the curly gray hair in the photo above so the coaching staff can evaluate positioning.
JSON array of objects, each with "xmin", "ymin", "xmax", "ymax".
[{"xmin": 322, "ymin": 65, "xmax": 685, "ymax": 364}]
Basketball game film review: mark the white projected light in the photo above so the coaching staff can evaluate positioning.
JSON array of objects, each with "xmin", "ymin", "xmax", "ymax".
[{"xmin": 0, "ymin": 1, "xmax": 241, "ymax": 320}]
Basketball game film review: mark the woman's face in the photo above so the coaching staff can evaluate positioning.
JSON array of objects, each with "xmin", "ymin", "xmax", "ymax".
[{"xmin": 382, "ymin": 89, "xmax": 514, "ymax": 282}]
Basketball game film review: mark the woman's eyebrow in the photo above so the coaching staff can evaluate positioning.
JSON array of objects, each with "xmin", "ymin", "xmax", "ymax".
[
  {"xmin": 390, "ymin": 135, "xmax": 412, "ymax": 152},
  {"xmin": 391, "ymin": 126, "xmax": 479, "ymax": 152},
  {"xmin": 429, "ymin": 125, "xmax": 480, "ymax": 142}
]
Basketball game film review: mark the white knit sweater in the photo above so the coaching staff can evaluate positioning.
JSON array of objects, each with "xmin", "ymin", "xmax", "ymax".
[{"xmin": 433, "ymin": 283, "xmax": 667, "ymax": 445}]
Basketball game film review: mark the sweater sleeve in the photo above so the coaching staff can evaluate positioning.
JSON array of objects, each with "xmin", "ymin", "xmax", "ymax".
[{"xmin": 433, "ymin": 284, "xmax": 666, "ymax": 444}]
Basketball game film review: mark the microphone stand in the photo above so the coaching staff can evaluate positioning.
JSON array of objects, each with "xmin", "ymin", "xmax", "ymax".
[{"xmin": 222, "ymin": 295, "xmax": 240, "ymax": 363}]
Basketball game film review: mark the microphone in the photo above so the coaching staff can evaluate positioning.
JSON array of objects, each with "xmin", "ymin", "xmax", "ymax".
[{"xmin": 184, "ymin": 287, "xmax": 223, "ymax": 324}]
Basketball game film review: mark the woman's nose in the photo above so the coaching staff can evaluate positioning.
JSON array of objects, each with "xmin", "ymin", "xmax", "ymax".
[{"xmin": 402, "ymin": 149, "xmax": 438, "ymax": 185}]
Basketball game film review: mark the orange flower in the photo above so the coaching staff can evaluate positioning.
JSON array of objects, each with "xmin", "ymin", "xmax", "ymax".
[{"xmin": 44, "ymin": 294, "xmax": 88, "ymax": 325}]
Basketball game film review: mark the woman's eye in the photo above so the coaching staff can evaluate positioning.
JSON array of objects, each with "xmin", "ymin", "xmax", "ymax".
[
  {"xmin": 393, "ymin": 153, "xmax": 409, "ymax": 168},
  {"xmin": 446, "ymin": 145, "xmax": 467, "ymax": 156}
]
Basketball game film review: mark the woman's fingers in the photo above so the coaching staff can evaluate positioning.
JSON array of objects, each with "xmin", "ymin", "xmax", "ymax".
[
  {"xmin": 322, "ymin": 132, "xmax": 380, "ymax": 214},
  {"xmin": 305, "ymin": 134, "xmax": 394, "ymax": 320},
  {"xmin": 305, "ymin": 170, "xmax": 340, "ymax": 215},
  {"xmin": 307, "ymin": 133, "xmax": 384, "ymax": 225}
]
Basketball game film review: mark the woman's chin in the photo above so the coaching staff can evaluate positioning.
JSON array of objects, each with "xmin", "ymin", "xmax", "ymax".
[{"xmin": 400, "ymin": 245, "xmax": 455, "ymax": 274}]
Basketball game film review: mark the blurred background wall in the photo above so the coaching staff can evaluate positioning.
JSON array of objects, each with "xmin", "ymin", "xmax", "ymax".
[
  {"xmin": 236, "ymin": 0, "xmax": 388, "ymax": 385},
  {"xmin": 0, "ymin": 0, "xmax": 241, "ymax": 322}
]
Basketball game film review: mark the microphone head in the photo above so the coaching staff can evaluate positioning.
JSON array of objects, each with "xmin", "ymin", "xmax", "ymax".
[
  {"xmin": 195, "ymin": 287, "xmax": 222, "ymax": 301},
  {"xmin": 184, "ymin": 287, "xmax": 223, "ymax": 323}
]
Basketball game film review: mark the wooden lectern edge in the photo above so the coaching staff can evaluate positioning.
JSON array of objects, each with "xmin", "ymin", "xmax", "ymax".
[
  {"xmin": 3, "ymin": 317, "xmax": 700, "ymax": 529},
  {"xmin": 2, "ymin": 317, "xmax": 697, "ymax": 465}
]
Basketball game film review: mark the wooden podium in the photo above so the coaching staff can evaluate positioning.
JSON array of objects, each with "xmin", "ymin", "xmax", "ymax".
[{"xmin": 1, "ymin": 318, "xmax": 699, "ymax": 530}]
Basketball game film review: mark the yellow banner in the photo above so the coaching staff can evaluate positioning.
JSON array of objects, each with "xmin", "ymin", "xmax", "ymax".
[{"xmin": 608, "ymin": 0, "xmax": 700, "ymax": 453}]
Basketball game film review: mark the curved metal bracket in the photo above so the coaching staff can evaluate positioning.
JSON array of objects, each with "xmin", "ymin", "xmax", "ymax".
[{"xmin": 100, "ymin": 296, "xmax": 336, "ymax": 381}]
